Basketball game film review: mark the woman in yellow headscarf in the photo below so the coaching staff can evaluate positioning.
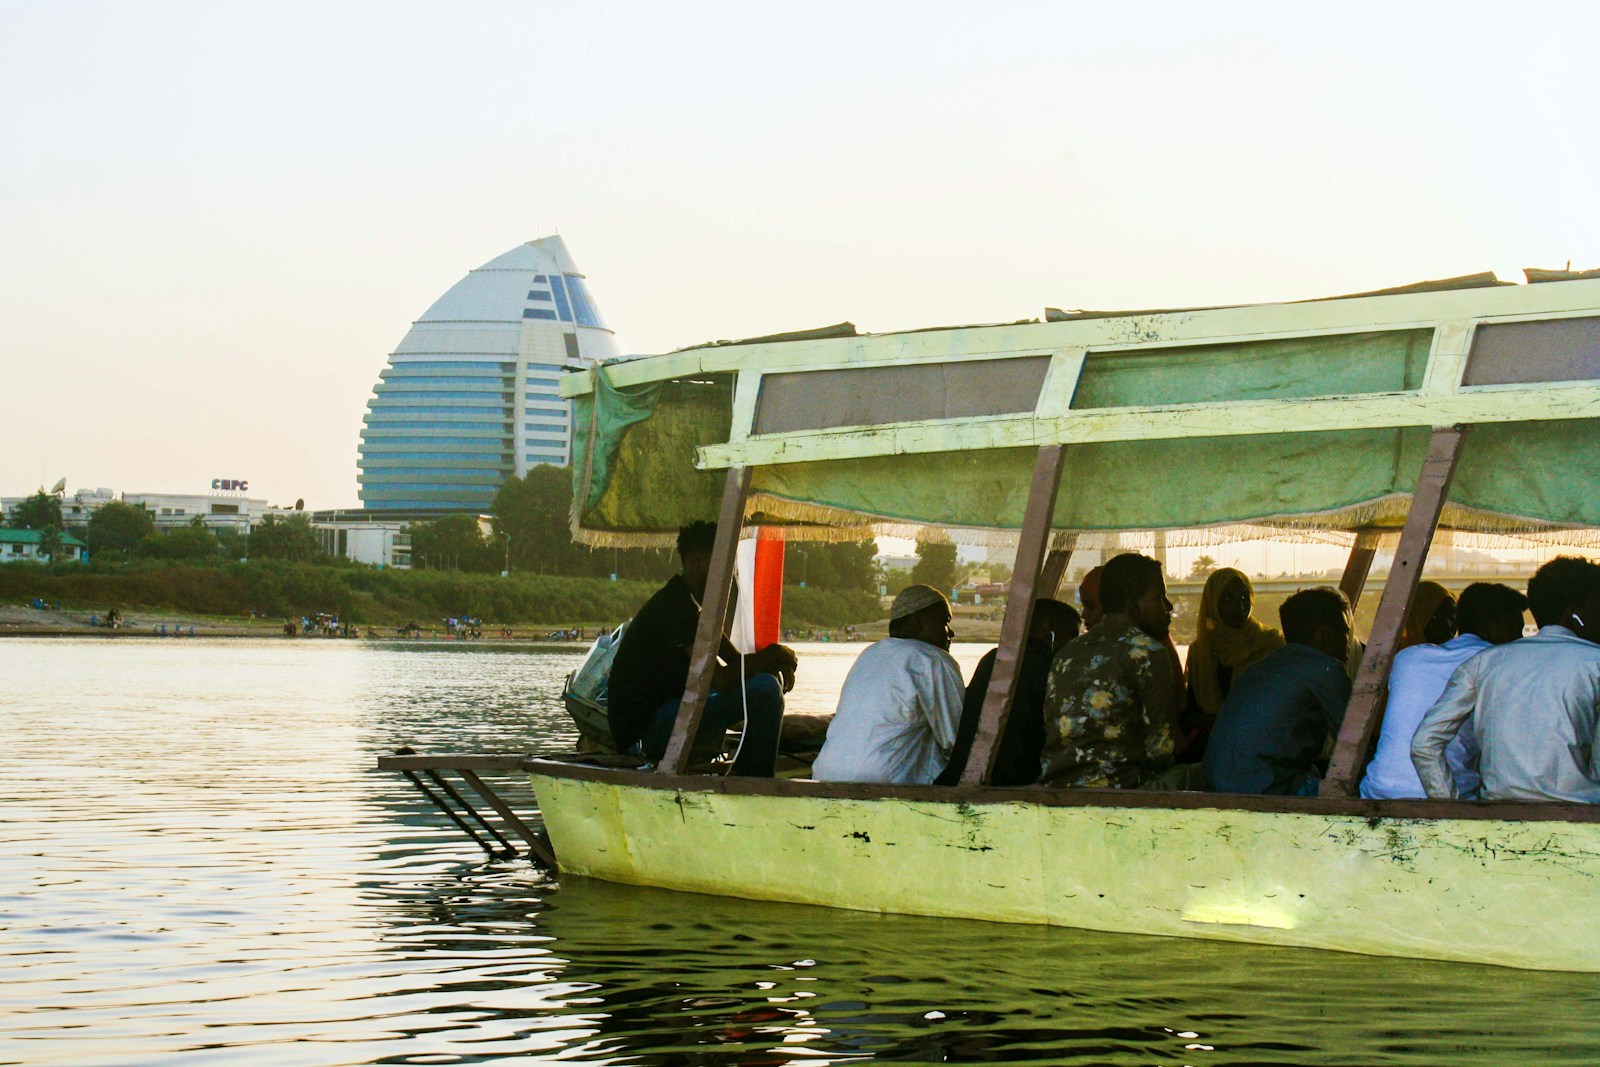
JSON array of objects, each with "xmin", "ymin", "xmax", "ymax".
[
  {"xmin": 1188, "ymin": 568, "xmax": 1285, "ymax": 720},
  {"xmin": 1397, "ymin": 580, "xmax": 1457, "ymax": 651}
]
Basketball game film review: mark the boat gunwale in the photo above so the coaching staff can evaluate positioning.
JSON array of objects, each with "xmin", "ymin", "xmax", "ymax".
[{"xmin": 522, "ymin": 757, "xmax": 1600, "ymax": 825}]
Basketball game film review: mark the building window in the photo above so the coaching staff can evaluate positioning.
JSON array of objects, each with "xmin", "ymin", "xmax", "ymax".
[
  {"xmin": 523, "ymin": 308, "xmax": 558, "ymax": 321},
  {"xmin": 385, "ymin": 360, "xmax": 508, "ymax": 372},
  {"xmin": 524, "ymin": 421, "xmax": 567, "ymax": 432},
  {"xmin": 526, "ymin": 290, "xmax": 553, "ymax": 301},
  {"xmin": 564, "ymin": 274, "xmax": 607, "ymax": 329},
  {"xmin": 533, "ymin": 274, "xmax": 547, "ymax": 283},
  {"xmin": 564, "ymin": 333, "xmax": 581, "ymax": 361},
  {"xmin": 548, "ymin": 275, "xmax": 573, "ymax": 322}
]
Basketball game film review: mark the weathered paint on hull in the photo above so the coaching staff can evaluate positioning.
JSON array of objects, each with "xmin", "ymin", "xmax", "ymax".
[{"xmin": 530, "ymin": 770, "xmax": 1600, "ymax": 972}]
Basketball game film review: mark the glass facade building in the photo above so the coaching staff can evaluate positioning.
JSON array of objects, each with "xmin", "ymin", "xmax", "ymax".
[{"xmin": 358, "ymin": 237, "xmax": 621, "ymax": 511}]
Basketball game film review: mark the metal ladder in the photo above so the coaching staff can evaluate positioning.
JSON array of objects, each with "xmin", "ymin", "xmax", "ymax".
[{"xmin": 379, "ymin": 748, "xmax": 557, "ymax": 867}]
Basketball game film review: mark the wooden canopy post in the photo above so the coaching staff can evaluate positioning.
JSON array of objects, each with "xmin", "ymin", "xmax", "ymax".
[
  {"xmin": 1338, "ymin": 529, "xmax": 1380, "ymax": 610},
  {"xmin": 659, "ymin": 465, "xmax": 751, "ymax": 775},
  {"xmin": 961, "ymin": 445, "xmax": 1067, "ymax": 785},
  {"xmin": 1321, "ymin": 427, "xmax": 1466, "ymax": 798},
  {"xmin": 1038, "ymin": 543, "xmax": 1074, "ymax": 599}
]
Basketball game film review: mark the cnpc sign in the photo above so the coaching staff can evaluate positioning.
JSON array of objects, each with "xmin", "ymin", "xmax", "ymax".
[{"xmin": 211, "ymin": 478, "xmax": 250, "ymax": 492}]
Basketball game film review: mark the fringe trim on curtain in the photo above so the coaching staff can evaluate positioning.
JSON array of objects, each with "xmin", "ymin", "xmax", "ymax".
[{"xmin": 572, "ymin": 491, "xmax": 1600, "ymax": 549}]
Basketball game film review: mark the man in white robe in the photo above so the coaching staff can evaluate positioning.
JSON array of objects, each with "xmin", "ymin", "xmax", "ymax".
[{"xmin": 813, "ymin": 584, "xmax": 964, "ymax": 784}]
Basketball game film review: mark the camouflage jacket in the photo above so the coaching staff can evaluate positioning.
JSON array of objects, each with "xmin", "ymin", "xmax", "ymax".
[{"xmin": 1039, "ymin": 613, "xmax": 1177, "ymax": 787}]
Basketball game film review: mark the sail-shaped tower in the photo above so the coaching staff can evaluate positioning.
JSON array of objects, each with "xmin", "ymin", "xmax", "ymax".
[{"xmin": 357, "ymin": 236, "xmax": 620, "ymax": 512}]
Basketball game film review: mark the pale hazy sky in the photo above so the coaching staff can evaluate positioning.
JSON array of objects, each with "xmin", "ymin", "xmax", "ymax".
[{"xmin": 3, "ymin": 1, "xmax": 1597, "ymax": 510}]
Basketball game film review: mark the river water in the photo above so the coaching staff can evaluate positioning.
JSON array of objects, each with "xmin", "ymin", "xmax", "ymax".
[{"xmin": 2, "ymin": 637, "xmax": 1596, "ymax": 1065}]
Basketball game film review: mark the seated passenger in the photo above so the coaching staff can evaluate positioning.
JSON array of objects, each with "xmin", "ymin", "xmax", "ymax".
[
  {"xmin": 1040, "ymin": 553, "xmax": 1177, "ymax": 788},
  {"xmin": 812, "ymin": 584, "xmax": 964, "ymax": 784},
  {"xmin": 935, "ymin": 598, "xmax": 1081, "ymax": 786},
  {"xmin": 1412, "ymin": 557, "xmax": 1600, "ymax": 803},
  {"xmin": 1184, "ymin": 567, "xmax": 1284, "ymax": 759},
  {"xmin": 1359, "ymin": 582, "xmax": 1525, "ymax": 800},
  {"xmin": 1397, "ymin": 580, "xmax": 1457, "ymax": 652},
  {"xmin": 1086, "ymin": 562, "xmax": 1189, "ymax": 749},
  {"xmin": 1204, "ymin": 587, "xmax": 1352, "ymax": 796},
  {"xmin": 607, "ymin": 521, "xmax": 797, "ymax": 777},
  {"xmin": 1078, "ymin": 566, "xmax": 1105, "ymax": 627}
]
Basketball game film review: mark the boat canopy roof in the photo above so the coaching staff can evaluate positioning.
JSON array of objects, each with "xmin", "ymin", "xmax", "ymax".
[{"xmin": 561, "ymin": 272, "xmax": 1600, "ymax": 548}]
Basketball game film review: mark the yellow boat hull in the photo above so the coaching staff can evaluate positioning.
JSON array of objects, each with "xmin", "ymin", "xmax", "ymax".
[{"xmin": 529, "ymin": 764, "xmax": 1600, "ymax": 972}]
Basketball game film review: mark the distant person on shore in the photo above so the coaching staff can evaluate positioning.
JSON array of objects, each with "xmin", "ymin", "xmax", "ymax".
[
  {"xmin": 1184, "ymin": 568, "xmax": 1284, "ymax": 759},
  {"xmin": 1040, "ymin": 553, "xmax": 1178, "ymax": 788},
  {"xmin": 936, "ymin": 598, "xmax": 1081, "ymax": 786},
  {"xmin": 1360, "ymin": 582, "xmax": 1526, "ymax": 800},
  {"xmin": 813, "ymin": 584, "xmax": 963, "ymax": 784},
  {"xmin": 1204, "ymin": 587, "xmax": 1352, "ymax": 796},
  {"xmin": 1412, "ymin": 558, "xmax": 1600, "ymax": 802},
  {"xmin": 607, "ymin": 521, "xmax": 797, "ymax": 777},
  {"xmin": 1398, "ymin": 580, "xmax": 1457, "ymax": 652}
]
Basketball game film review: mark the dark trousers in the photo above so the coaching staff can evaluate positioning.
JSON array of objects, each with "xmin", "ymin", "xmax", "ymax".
[{"xmin": 641, "ymin": 672, "xmax": 785, "ymax": 777}]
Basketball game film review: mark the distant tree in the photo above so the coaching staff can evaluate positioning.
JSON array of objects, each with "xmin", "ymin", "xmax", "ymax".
[
  {"xmin": 1189, "ymin": 554, "xmax": 1220, "ymax": 579},
  {"xmin": 37, "ymin": 526, "xmax": 64, "ymax": 563},
  {"xmin": 133, "ymin": 519, "xmax": 220, "ymax": 562},
  {"xmin": 409, "ymin": 515, "xmax": 496, "ymax": 572},
  {"xmin": 786, "ymin": 539, "xmax": 878, "ymax": 592},
  {"xmin": 87, "ymin": 500, "xmax": 155, "ymax": 558},
  {"xmin": 9, "ymin": 490, "xmax": 63, "ymax": 531},
  {"xmin": 167, "ymin": 519, "xmax": 222, "ymax": 561},
  {"xmin": 215, "ymin": 529, "xmax": 249, "ymax": 560},
  {"xmin": 493, "ymin": 466, "xmax": 582, "ymax": 574},
  {"xmin": 878, "ymin": 562, "xmax": 912, "ymax": 597},
  {"xmin": 249, "ymin": 513, "xmax": 323, "ymax": 562},
  {"xmin": 909, "ymin": 540, "xmax": 958, "ymax": 595},
  {"xmin": 492, "ymin": 468, "xmax": 678, "ymax": 580}
]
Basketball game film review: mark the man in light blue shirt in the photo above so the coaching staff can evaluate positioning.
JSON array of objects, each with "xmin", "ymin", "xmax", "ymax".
[
  {"xmin": 1413, "ymin": 558, "xmax": 1600, "ymax": 803},
  {"xmin": 1360, "ymin": 582, "xmax": 1526, "ymax": 800}
]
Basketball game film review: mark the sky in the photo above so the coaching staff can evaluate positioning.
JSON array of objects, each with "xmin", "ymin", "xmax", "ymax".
[{"xmin": 3, "ymin": 0, "xmax": 1599, "ymax": 514}]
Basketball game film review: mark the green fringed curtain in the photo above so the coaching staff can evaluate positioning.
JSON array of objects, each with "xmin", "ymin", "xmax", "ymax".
[{"xmin": 571, "ymin": 372, "xmax": 735, "ymax": 543}]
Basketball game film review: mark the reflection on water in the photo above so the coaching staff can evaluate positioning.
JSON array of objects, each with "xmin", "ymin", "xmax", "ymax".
[{"xmin": 2, "ymin": 637, "xmax": 1596, "ymax": 1065}]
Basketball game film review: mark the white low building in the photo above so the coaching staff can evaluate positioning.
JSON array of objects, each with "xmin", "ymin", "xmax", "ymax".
[
  {"xmin": 0, "ymin": 528, "xmax": 88, "ymax": 564},
  {"xmin": 310, "ymin": 517, "xmax": 413, "ymax": 569},
  {"xmin": 3, "ymin": 484, "xmax": 275, "ymax": 533},
  {"xmin": 121, "ymin": 490, "xmax": 274, "ymax": 532}
]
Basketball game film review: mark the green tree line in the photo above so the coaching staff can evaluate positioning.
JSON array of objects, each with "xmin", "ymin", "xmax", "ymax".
[
  {"xmin": 3, "ymin": 476, "xmax": 890, "ymax": 626},
  {"xmin": 0, "ymin": 559, "xmax": 879, "ymax": 629},
  {"xmin": 3, "ymin": 490, "xmax": 325, "ymax": 563}
]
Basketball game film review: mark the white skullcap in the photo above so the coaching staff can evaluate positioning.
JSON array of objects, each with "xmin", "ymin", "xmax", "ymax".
[{"xmin": 890, "ymin": 583, "xmax": 949, "ymax": 621}]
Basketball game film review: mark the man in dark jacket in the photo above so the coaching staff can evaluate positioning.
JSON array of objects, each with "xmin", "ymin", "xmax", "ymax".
[
  {"xmin": 607, "ymin": 521, "xmax": 797, "ymax": 776},
  {"xmin": 936, "ymin": 599, "xmax": 1080, "ymax": 785}
]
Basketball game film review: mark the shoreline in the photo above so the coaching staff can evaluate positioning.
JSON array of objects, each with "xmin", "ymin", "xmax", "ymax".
[
  {"xmin": 0, "ymin": 600, "xmax": 999, "ymax": 642},
  {"xmin": 0, "ymin": 605, "xmax": 605, "ymax": 643}
]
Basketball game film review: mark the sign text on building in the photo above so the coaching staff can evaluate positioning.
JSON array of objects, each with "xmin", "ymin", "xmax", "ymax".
[{"xmin": 212, "ymin": 479, "xmax": 249, "ymax": 492}]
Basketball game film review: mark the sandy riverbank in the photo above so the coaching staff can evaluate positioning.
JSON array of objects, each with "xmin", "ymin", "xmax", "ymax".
[
  {"xmin": 0, "ymin": 601, "xmax": 996, "ymax": 642},
  {"xmin": 0, "ymin": 605, "xmax": 594, "ymax": 643}
]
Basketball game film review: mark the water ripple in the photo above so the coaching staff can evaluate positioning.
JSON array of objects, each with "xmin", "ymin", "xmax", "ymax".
[{"xmin": 3, "ymin": 638, "xmax": 1597, "ymax": 1065}]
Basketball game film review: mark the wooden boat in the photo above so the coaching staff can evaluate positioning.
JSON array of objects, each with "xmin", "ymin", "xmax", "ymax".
[{"xmin": 526, "ymin": 271, "xmax": 1600, "ymax": 970}]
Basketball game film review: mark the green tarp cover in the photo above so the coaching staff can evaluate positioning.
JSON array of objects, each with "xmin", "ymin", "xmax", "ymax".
[
  {"xmin": 572, "ymin": 373, "xmax": 734, "ymax": 538},
  {"xmin": 571, "ymin": 335, "xmax": 1600, "ymax": 543}
]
